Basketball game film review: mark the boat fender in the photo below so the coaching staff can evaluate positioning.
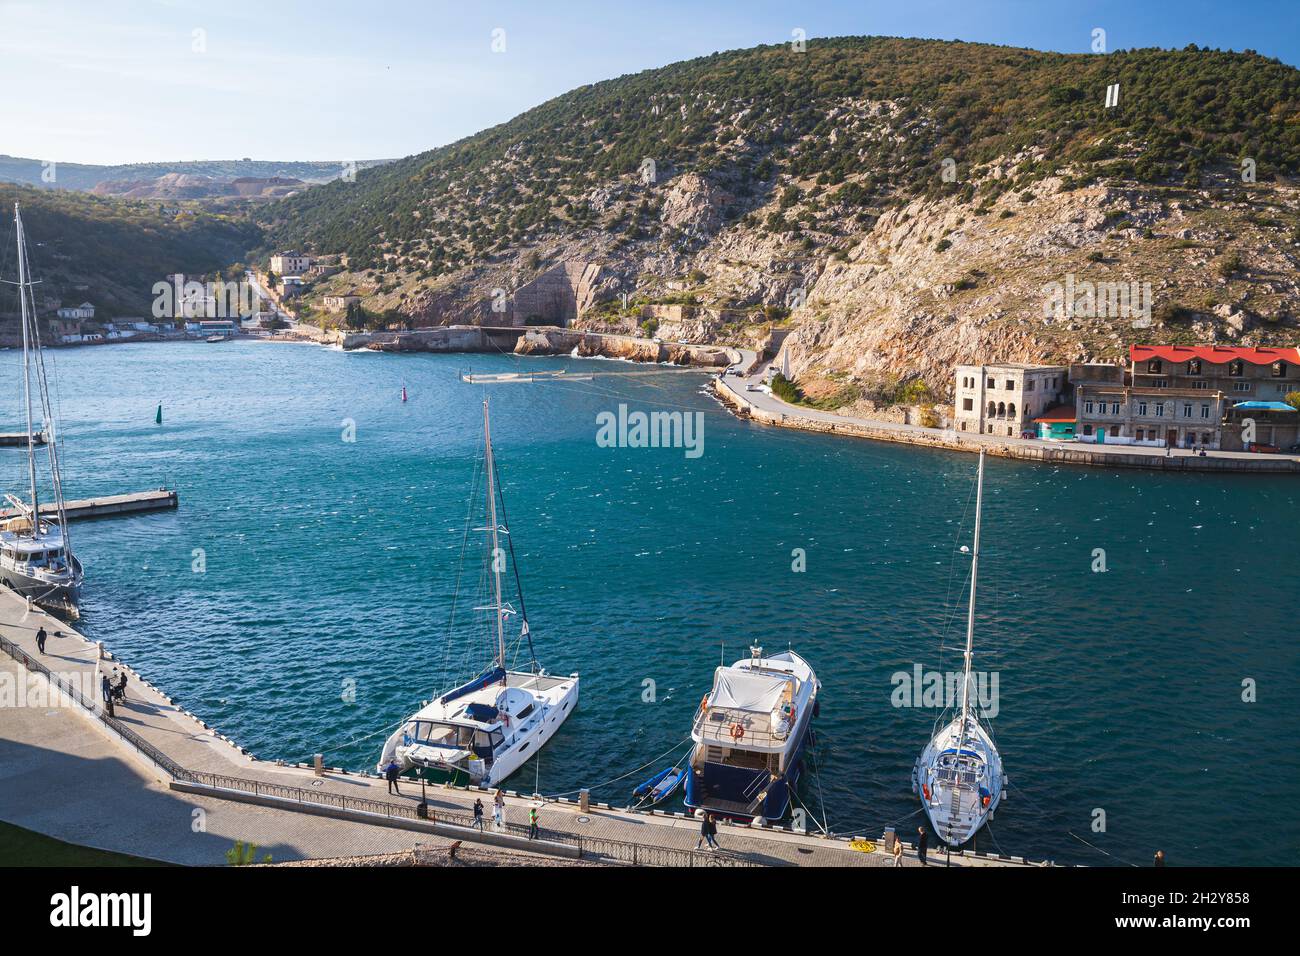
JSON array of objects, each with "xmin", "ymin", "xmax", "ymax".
[
  {"xmin": 729, "ymin": 722, "xmax": 745, "ymax": 742},
  {"xmin": 922, "ymin": 783, "xmax": 931, "ymax": 801},
  {"xmin": 700, "ymin": 695, "xmax": 708, "ymax": 714}
]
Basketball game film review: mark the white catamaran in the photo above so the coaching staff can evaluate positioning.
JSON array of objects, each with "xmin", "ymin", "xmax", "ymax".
[
  {"xmin": 913, "ymin": 448, "xmax": 1005, "ymax": 846},
  {"xmin": 377, "ymin": 399, "xmax": 578, "ymax": 787},
  {"xmin": 0, "ymin": 204, "xmax": 83, "ymax": 618}
]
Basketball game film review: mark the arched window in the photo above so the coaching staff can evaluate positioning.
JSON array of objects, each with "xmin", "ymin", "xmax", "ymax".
[
  {"xmin": 1007, "ymin": 402, "xmax": 1017, "ymax": 419},
  {"xmin": 997, "ymin": 402, "xmax": 1006, "ymax": 418},
  {"xmin": 1228, "ymin": 359, "xmax": 1244, "ymax": 377},
  {"xmin": 987, "ymin": 401, "xmax": 996, "ymax": 417}
]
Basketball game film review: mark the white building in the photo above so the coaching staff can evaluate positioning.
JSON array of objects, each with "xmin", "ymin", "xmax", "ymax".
[
  {"xmin": 57, "ymin": 302, "xmax": 95, "ymax": 321},
  {"xmin": 270, "ymin": 252, "xmax": 312, "ymax": 276},
  {"xmin": 954, "ymin": 363, "xmax": 1068, "ymax": 437}
]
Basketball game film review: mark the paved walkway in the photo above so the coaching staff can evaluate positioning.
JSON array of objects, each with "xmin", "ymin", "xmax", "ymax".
[
  {"xmin": 720, "ymin": 350, "xmax": 1300, "ymax": 470},
  {"xmin": 0, "ymin": 589, "xmax": 1033, "ymax": 867}
]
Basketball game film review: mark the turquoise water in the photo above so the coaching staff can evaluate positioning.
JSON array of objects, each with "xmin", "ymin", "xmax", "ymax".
[{"xmin": 15, "ymin": 341, "xmax": 1299, "ymax": 866}]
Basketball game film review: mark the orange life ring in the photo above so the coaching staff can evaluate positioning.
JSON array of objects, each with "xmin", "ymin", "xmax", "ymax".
[
  {"xmin": 982, "ymin": 794, "xmax": 991, "ymax": 807},
  {"xmin": 922, "ymin": 783, "xmax": 931, "ymax": 801},
  {"xmin": 729, "ymin": 723, "xmax": 745, "ymax": 742}
]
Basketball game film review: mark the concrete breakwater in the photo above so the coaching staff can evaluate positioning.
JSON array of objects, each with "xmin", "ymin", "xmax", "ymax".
[
  {"xmin": 286, "ymin": 323, "xmax": 734, "ymax": 368},
  {"xmin": 716, "ymin": 376, "xmax": 1300, "ymax": 474}
]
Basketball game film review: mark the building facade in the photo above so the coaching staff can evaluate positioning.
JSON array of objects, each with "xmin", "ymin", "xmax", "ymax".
[
  {"xmin": 323, "ymin": 292, "xmax": 362, "ymax": 313},
  {"xmin": 953, "ymin": 363, "xmax": 1068, "ymax": 437},
  {"xmin": 270, "ymin": 252, "xmax": 312, "ymax": 276}
]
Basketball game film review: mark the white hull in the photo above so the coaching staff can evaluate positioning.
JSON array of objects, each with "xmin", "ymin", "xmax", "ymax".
[
  {"xmin": 380, "ymin": 670, "xmax": 579, "ymax": 788},
  {"xmin": 913, "ymin": 714, "xmax": 1004, "ymax": 846}
]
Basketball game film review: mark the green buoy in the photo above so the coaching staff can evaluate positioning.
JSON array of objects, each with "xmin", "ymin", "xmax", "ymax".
[{"xmin": 155, "ymin": 403, "xmax": 162, "ymax": 425}]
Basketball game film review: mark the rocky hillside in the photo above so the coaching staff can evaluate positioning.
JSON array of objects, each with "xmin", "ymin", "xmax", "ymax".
[
  {"xmin": 257, "ymin": 37, "xmax": 1300, "ymax": 402},
  {"xmin": 91, "ymin": 173, "xmax": 307, "ymax": 200},
  {"xmin": 0, "ymin": 156, "xmax": 392, "ymax": 193}
]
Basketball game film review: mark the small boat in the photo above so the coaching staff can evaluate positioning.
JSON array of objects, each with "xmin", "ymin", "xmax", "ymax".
[
  {"xmin": 0, "ymin": 204, "xmax": 84, "ymax": 619},
  {"xmin": 684, "ymin": 645, "xmax": 819, "ymax": 823},
  {"xmin": 205, "ymin": 334, "xmax": 229, "ymax": 343},
  {"xmin": 912, "ymin": 449, "xmax": 1006, "ymax": 846},
  {"xmin": 631, "ymin": 765, "xmax": 687, "ymax": 808},
  {"xmin": 377, "ymin": 399, "xmax": 579, "ymax": 787}
]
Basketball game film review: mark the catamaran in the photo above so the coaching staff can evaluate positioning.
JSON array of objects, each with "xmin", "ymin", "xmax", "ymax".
[
  {"xmin": 0, "ymin": 204, "xmax": 83, "ymax": 618},
  {"xmin": 912, "ymin": 449, "xmax": 1006, "ymax": 846},
  {"xmin": 684, "ymin": 645, "xmax": 819, "ymax": 823},
  {"xmin": 377, "ymin": 399, "xmax": 578, "ymax": 787}
]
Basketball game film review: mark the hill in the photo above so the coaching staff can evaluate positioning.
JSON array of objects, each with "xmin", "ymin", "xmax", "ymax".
[
  {"xmin": 0, "ymin": 156, "xmax": 392, "ymax": 194},
  {"xmin": 255, "ymin": 36, "xmax": 1300, "ymax": 398}
]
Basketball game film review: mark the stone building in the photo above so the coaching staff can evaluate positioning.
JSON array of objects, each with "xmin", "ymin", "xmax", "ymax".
[
  {"xmin": 1074, "ymin": 346, "xmax": 1300, "ymax": 449},
  {"xmin": 953, "ymin": 363, "xmax": 1067, "ymax": 437}
]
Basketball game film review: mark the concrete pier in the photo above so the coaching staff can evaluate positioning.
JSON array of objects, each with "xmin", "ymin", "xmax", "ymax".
[
  {"xmin": 0, "ymin": 432, "xmax": 45, "ymax": 447},
  {"xmin": 0, "ymin": 488, "xmax": 178, "ymax": 522},
  {"xmin": 0, "ymin": 588, "xmax": 1044, "ymax": 867}
]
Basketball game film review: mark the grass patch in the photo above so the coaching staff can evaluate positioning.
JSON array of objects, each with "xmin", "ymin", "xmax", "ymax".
[{"xmin": 0, "ymin": 820, "xmax": 171, "ymax": 867}]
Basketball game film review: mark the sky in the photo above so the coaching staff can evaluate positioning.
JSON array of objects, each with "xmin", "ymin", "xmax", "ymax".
[{"xmin": 1, "ymin": 0, "xmax": 1296, "ymax": 166}]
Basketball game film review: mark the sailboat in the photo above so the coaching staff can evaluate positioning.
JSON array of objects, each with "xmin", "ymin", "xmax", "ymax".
[
  {"xmin": 377, "ymin": 399, "xmax": 578, "ymax": 787},
  {"xmin": 0, "ymin": 204, "xmax": 84, "ymax": 618},
  {"xmin": 912, "ymin": 448, "xmax": 1005, "ymax": 846}
]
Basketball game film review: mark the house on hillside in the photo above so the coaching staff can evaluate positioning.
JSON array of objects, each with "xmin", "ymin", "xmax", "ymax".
[
  {"xmin": 270, "ymin": 251, "xmax": 312, "ymax": 276},
  {"xmin": 57, "ymin": 302, "xmax": 95, "ymax": 321},
  {"xmin": 952, "ymin": 363, "xmax": 1068, "ymax": 437},
  {"xmin": 323, "ymin": 291, "xmax": 363, "ymax": 313}
]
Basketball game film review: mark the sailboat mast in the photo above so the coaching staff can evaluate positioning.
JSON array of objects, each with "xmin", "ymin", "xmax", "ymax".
[
  {"xmin": 483, "ymin": 400, "xmax": 506, "ymax": 672},
  {"xmin": 14, "ymin": 204, "xmax": 41, "ymax": 534},
  {"xmin": 959, "ymin": 449, "xmax": 986, "ymax": 728}
]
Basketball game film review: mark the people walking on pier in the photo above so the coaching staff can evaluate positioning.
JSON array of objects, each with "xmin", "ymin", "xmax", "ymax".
[
  {"xmin": 528, "ymin": 805, "xmax": 540, "ymax": 839},
  {"xmin": 385, "ymin": 761, "xmax": 401, "ymax": 794},
  {"xmin": 473, "ymin": 798, "xmax": 484, "ymax": 832},
  {"xmin": 116, "ymin": 671, "xmax": 129, "ymax": 702},
  {"xmin": 100, "ymin": 673, "xmax": 114, "ymax": 718},
  {"xmin": 893, "ymin": 836, "xmax": 904, "ymax": 867},
  {"xmin": 917, "ymin": 826, "xmax": 929, "ymax": 866},
  {"xmin": 35, "ymin": 626, "xmax": 47, "ymax": 654},
  {"xmin": 493, "ymin": 789, "xmax": 505, "ymax": 831},
  {"xmin": 695, "ymin": 813, "xmax": 720, "ymax": 851}
]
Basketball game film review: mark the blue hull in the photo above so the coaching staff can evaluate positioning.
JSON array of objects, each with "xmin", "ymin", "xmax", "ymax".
[{"xmin": 684, "ymin": 720, "xmax": 814, "ymax": 821}]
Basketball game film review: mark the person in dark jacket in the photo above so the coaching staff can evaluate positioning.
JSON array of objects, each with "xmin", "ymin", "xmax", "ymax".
[
  {"xmin": 35, "ymin": 627, "xmax": 47, "ymax": 654},
  {"xmin": 385, "ymin": 761, "xmax": 401, "ymax": 794},
  {"xmin": 917, "ymin": 825, "xmax": 929, "ymax": 866},
  {"xmin": 695, "ymin": 813, "xmax": 720, "ymax": 851},
  {"xmin": 100, "ymin": 673, "xmax": 114, "ymax": 717},
  {"xmin": 473, "ymin": 798, "xmax": 485, "ymax": 831}
]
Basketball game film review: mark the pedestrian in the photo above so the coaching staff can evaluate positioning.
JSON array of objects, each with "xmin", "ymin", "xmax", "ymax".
[
  {"xmin": 528, "ymin": 804, "xmax": 539, "ymax": 840},
  {"xmin": 117, "ymin": 671, "xmax": 129, "ymax": 702},
  {"xmin": 385, "ymin": 761, "xmax": 401, "ymax": 795},
  {"xmin": 1165, "ymin": 443, "xmax": 1172, "ymax": 458},
  {"xmin": 695, "ymin": 812, "xmax": 720, "ymax": 851},
  {"xmin": 1154, "ymin": 849, "xmax": 1166, "ymax": 867},
  {"xmin": 35, "ymin": 626, "xmax": 47, "ymax": 654},
  {"xmin": 100, "ymin": 673, "xmax": 114, "ymax": 718},
  {"xmin": 892, "ymin": 835, "xmax": 904, "ymax": 867},
  {"xmin": 917, "ymin": 825, "xmax": 929, "ymax": 866},
  {"xmin": 473, "ymin": 798, "xmax": 484, "ymax": 832},
  {"xmin": 493, "ymin": 789, "xmax": 505, "ymax": 831}
]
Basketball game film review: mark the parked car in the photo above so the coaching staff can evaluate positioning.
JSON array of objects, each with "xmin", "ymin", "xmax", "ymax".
[
  {"xmin": 1246, "ymin": 442, "xmax": 1280, "ymax": 454},
  {"xmin": 1285, "ymin": 442, "xmax": 1300, "ymax": 454}
]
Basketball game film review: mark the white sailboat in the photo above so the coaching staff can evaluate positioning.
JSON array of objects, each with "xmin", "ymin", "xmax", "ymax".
[
  {"xmin": 912, "ymin": 448, "xmax": 1005, "ymax": 846},
  {"xmin": 0, "ymin": 204, "xmax": 84, "ymax": 618},
  {"xmin": 377, "ymin": 399, "xmax": 578, "ymax": 787}
]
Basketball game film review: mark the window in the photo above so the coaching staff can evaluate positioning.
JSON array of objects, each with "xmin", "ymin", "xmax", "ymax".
[
  {"xmin": 1187, "ymin": 359, "xmax": 1202, "ymax": 375},
  {"xmin": 997, "ymin": 402, "xmax": 1006, "ymax": 418},
  {"xmin": 1147, "ymin": 359, "xmax": 1163, "ymax": 374},
  {"xmin": 1233, "ymin": 382, "xmax": 1251, "ymax": 392},
  {"xmin": 1228, "ymin": 359, "xmax": 1244, "ymax": 377},
  {"xmin": 987, "ymin": 401, "xmax": 996, "ymax": 417},
  {"xmin": 1153, "ymin": 379, "xmax": 1168, "ymax": 388},
  {"xmin": 1085, "ymin": 400, "xmax": 1095, "ymax": 414},
  {"xmin": 987, "ymin": 377, "xmax": 995, "ymax": 389},
  {"xmin": 962, "ymin": 398, "xmax": 973, "ymax": 411},
  {"xmin": 1192, "ymin": 381, "xmax": 1208, "ymax": 390},
  {"xmin": 1138, "ymin": 401, "xmax": 1148, "ymax": 416},
  {"xmin": 1026, "ymin": 380, "xmax": 1035, "ymax": 391},
  {"xmin": 1273, "ymin": 362, "xmax": 1287, "ymax": 379},
  {"xmin": 1155, "ymin": 403, "xmax": 1165, "ymax": 417},
  {"xmin": 1183, "ymin": 403, "xmax": 1192, "ymax": 417},
  {"xmin": 1200, "ymin": 404, "xmax": 1210, "ymax": 419},
  {"xmin": 1005, "ymin": 379, "xmax": 1015, "ymax": 391},
  {"xmin": 1201, "ymin": 433, "xmax": 1211, "ymax": 445},
  {"xmin": 1007, "ymin": 402, "xmax": 1017, "ymax": 418},
  {"xmin": 1111, "ymin": 402, "xmax": 1121, "ymax": 415},
  {"xmin": 1084, "ymin": 424, "xmax": 1093, "ymax": 436}
]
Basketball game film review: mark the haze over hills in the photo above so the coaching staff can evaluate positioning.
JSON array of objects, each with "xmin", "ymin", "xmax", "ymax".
[
  {"xmin": 254, "ymin": 36, "xmax": 1300, "ymax": 399},
  {"xmin": 0, "ymin": 156, "xmax": 393, "ymax": 196}
]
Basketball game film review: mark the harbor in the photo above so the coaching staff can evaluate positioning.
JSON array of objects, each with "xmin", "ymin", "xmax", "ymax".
[
  {"xmin": 0, "ymin": 488, "xmax": 178, "ymax": 522},
  {"xmin": 0, "ymin": 587, "xmax": 1040, "ymax": 866}
]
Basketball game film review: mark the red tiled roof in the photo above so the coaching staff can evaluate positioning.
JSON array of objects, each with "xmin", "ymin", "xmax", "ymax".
[
  {"xmin": 1033, "ymin": 404, "xmax": 1077, "ymax": 423},
  {"xmin": 1131, "ymin": 345, "xmax": 1300, "ymax": 366}
]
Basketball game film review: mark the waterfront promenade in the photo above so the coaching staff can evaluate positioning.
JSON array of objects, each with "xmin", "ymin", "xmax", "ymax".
[
  {"xmin": 0, "ymin": 588, "xmax": 1036, "ymax": 867},
  {"xmin": 718, "ymin": 350, "xmax": 1300, "ymax": 473}
]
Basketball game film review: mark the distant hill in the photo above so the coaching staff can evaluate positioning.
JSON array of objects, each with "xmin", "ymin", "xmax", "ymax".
[
  {"xmin": 0, "ymin": 156, "xmax": 393, "ymax": 194},
  {"xmin": 91, "ymin": 173, "xmax": 308, "ymax": 200},
  {"xmin": 0, "ymin": 184, "xmax": 262, "ymax": 323}
]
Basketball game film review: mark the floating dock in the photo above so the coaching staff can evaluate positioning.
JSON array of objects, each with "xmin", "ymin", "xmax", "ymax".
[
  {"xmin": 0, "ymin": 488, "xmax": 178, "ymax": 522},
  {"xmin": 0, "ymin": 587, "xmax": 1048, "ymax": 868},
  {"xmin": 0, "ymin": 431, "xmax": 45, "ymax": 447}
]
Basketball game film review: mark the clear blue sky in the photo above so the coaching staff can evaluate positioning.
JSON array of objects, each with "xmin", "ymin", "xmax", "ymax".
[{"xmin": 1, "ymin": 0, "xmax": 1295, "ymax": 166}]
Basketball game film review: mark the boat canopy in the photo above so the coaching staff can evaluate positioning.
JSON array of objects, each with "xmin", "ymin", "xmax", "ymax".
[
  {"xmin": 439, "ymin": 667, "xmax": 506, "ymax": 705},
  {"xmin": 463, "ymin": 702, "xmax": 499, "ymax": 723},
  {"xmin": 710, "ymin": 669, "xmax": 792, "ymax": 713}
]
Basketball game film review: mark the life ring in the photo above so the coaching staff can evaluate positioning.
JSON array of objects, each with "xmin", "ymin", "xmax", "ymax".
[
  {"xmin": 700, "ymin": 695, "xmax": 709, "ymax": 714},
  {"xmin": 922, "ymin": 783, "xmax": 931, "ymax": 801},
  {"xmin": 729, "ymin": 723, "xmax": 745, "ymax": 742},
  {"xmin": 982, "ymin": 794, "xmax": 991, "ymax": 808}
]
